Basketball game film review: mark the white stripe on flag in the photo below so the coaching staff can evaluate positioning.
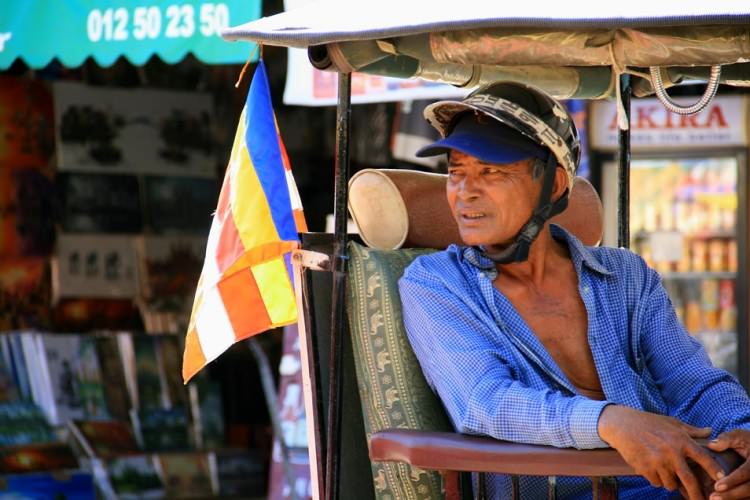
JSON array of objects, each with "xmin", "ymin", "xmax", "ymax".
[
  {"xmin": 195, "ymin": 286, "xmax": 235, "ymax": 363},
  {"xmin": 201, "ymin": 216, "xmax": 222, "ymax": 288},
  {"xmin": 285, "ymin": 169, "xmax": 304, "ymax": 211}
]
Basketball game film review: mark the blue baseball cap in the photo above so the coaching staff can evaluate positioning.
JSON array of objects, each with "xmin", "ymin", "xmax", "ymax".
[{"xmin": 415, "ymin": 113, "xmax": 549, "ymax": 164}]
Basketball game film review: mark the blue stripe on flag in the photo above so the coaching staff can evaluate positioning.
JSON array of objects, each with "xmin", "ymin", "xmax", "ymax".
[
  {"xmin": 245, "ymin": 60, "xmax": 298, "ymax": 242},
  {"xmin": 283, "ymin": 252, "xmax": 294, "ymax": 287}
]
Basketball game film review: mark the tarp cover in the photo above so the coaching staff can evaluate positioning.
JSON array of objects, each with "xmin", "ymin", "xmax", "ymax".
[{"xmin": 222, "ymin": 0, "xmax": 750, "ymax": 48}]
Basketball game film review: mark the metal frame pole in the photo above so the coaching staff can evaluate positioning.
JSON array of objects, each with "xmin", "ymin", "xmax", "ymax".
[
  {"xmin": 325, "ymin": 71, "xmax": 352, "ymax": 500},
  {"xmin": 617, "ymin": 74, "xmax": 632, "ymax": 249}
]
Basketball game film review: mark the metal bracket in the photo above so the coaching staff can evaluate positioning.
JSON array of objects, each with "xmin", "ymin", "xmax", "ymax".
[{"xmin": 292, "ymin": 249, "xmax": 332, "ymax": 272}]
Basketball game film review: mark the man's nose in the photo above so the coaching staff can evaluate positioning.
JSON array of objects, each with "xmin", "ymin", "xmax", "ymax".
[{"xmin": 457, "ymin": 175, "xmax": 480, "ymax": 199}]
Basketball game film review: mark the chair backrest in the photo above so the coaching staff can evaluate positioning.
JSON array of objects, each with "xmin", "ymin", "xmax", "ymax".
[
  {"xmin": 344, "ymin": 169, "xmax": 604, "ymax": 499},
  {"xmin": 348, "ymin": 168, "xmax": 604, "ymax": 250}
]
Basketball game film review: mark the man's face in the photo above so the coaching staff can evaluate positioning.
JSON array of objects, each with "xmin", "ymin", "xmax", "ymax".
[{"xmin": 446, "ymin": 150, "xmax": 540, "ymax": 249}]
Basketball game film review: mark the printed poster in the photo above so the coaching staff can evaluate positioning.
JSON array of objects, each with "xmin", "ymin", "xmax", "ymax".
[
  {"xmin": 52, "ymin": 234, "xmax": 138, "ymax": 301},
  {"xmin": 53, "ymin": 82, "xmax": 216, "ymax": 177}
]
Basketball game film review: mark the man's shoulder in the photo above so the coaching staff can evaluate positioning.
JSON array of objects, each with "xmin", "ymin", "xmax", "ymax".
[{"xmin": 400, "ymin": 245, "xmax": 466, "ymax": 283}]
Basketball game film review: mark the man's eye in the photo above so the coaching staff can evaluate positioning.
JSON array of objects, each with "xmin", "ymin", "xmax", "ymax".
[
  {"xmin": 448, "ymin": 170, "xmax": 463, "ymax": 178},
  {"xmin": 483, "ymin": 167, "xmax": 502, "ymax": 175}
]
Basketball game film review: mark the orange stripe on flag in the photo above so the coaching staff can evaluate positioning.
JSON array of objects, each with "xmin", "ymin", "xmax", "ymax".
[
  {"xmin": 217, "ymin": 267, "xmax": 272, "ymax": 339},
  {"xmin": 294, "ymin": 210, "xmax": 307, "ymax": 233},
  {"xmin": 182, "ymin": 327, "xmax": 207, "ymax": 383},
  {"xmin": 223, "ymin": 241, "xmax": 298, "ymax": 279}
]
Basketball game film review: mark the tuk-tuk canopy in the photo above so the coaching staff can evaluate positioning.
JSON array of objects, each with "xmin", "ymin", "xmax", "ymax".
[{"xmin": 222, "ymin": 0, "xmax": 750, "ymax": 99}]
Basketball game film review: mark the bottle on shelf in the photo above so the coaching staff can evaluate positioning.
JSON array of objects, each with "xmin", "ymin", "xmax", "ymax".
[
  {"xmin": 708, "ymin": 239, "xmax": 727, "ymax": 273},
  {"xmin": 727, "ymin": 239, "xmax": 738, "ymax": 273},
  {"xmin": 691, "ymin": 240, "xmax": 708, "ymax": 273},
  {"xmin": 700, "ymin": 279, "xmax": 720, "ymax": 332},
  {"xmin": 719, "ymin": 279, "xmax": 737, "ymax": 334}
]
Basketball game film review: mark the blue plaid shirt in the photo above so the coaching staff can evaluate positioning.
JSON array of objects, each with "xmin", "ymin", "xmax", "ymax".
[{"xmin": 399, "ymin": 224, "xmax": 750, "ymax": 499}]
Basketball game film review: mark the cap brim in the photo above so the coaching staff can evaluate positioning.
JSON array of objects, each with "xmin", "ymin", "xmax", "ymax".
[{"xmin": 415, "ymin": 122, "xmax": 547, "ymax": 165}]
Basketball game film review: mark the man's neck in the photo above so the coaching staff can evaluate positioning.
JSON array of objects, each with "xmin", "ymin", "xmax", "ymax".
[{"xmin": 492, "ymin": 226, "xmax": 568, "ymax": 288}]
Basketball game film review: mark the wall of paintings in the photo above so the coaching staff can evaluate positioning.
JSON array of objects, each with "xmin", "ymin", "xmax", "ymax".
[{"xmin": 0, "ymin": 74, "xmax": 270, "ymax": 498}]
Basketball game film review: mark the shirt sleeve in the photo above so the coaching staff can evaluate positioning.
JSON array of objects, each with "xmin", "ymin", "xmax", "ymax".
[
  {"xmin": 636, "ymin": 263, "xmax": 750, "ymax": 435},
  {"xmin": 399, "ymin": 264, "xmax": 611, "ymax": 450}
]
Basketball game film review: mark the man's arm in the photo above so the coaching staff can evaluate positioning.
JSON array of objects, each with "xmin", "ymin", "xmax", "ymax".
[
  {"xmin": 637, "ymin": 265, "xmax": 750, "ymax": 435},
  {"xmin": 599, "ymin": 262, "xmax": 750, "ymax": 499},
  {"xmin": 399, "ymin": 268, "xmax": 609, "ymax": 450}
]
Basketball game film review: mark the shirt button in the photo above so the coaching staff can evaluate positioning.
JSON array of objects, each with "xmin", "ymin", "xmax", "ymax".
[
  {"xmin": 583, "ymin": 286, "xmax": 590, "ymax": 293},
  {"xmin": 478, "ymin": 272, "xmax": 485, "ymax": 279}
]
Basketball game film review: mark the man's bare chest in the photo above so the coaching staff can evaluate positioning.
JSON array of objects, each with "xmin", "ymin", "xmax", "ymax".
[{"xmin": 502, "ymin": 289, "xmax": 604, "ymax": 398}]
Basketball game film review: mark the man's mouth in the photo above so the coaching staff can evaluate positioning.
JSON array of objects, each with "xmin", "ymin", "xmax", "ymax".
[{"xmin": 459, "ymin": 210, "xmax": 487, "ymax": 221}]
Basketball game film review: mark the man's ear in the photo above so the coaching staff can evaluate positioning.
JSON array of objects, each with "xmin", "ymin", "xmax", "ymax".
[{"xmin": 552, "ymin": 165, "xmax": 569, "ymax": 202}]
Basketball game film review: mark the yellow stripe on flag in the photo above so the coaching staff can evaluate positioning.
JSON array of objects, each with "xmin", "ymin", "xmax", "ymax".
[
  {"xmin": 252, "ymin": 257, "xmax": 297, "ymax": 325},
  {"xmin": 230, "ymin": 120, "xmax": 281, "ymax": 249}
]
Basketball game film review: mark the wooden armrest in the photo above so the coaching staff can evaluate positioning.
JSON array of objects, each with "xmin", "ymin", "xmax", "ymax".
[{"xmin": 370, "ymin": 429, "xmax": 743, "ymax": 478}]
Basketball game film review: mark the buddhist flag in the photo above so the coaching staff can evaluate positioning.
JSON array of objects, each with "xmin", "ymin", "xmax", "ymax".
[{"xmin": 182, "ymin": 60, "xmax": 307, "ymax": 383}]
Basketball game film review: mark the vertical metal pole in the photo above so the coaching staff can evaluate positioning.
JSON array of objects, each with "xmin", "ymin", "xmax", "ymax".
[
  {"xmin": 325, "ymin": 71, "xmax": 352, "ymax": 500},
  {"xmin": 617, "ymin": 74, "xmax": 632, "ymax": 249}
]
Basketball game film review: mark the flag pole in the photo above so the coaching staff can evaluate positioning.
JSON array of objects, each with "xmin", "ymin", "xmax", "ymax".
[{"xmin": 324, "ymin": 71, "xmax": 352, "ymax": 500}]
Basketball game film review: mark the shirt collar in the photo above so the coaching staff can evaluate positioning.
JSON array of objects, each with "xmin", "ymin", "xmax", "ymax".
[{"xmin": 459, "ymin": 224, "xmax": 613, "ymax": 276}]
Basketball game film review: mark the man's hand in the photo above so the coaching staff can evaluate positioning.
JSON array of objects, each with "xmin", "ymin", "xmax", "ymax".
[
  {"xmin": 597, "ymin": 405, "xmax": 723, "ymax": 500},
  {"xmin": 707, "ymin": 429, "xmax": 750, "ymax": 499}
]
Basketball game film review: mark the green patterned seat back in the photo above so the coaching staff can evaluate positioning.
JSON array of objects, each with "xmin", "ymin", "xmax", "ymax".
[{"xmin": 346, "ymin": 241, "xmax": 454, "ymax": 500}]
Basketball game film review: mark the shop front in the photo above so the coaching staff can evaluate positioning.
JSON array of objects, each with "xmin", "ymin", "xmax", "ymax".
[{"xmin": 591, "ymin": 95, "xmax": 748, "ymax": 384}]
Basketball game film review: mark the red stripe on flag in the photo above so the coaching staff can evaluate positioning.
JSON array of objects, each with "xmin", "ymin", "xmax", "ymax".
[
  {"xmin": 216, "ymin": 167, "xmax": 233, "ymax": 219},
  {"xmin": 217, "ymin": 267, "xmax": 272, "ymax": 339},
  {"xmin": 276, "ymin": 125, "xmax": 293, "ymax": 172},
  {"xmin": 215, "ymin": 212, "xmax": 245, "ymax": 274}
]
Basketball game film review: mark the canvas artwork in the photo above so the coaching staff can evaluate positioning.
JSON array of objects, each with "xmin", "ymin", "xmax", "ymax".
[
  {"xmin": 136, "ymin": 407, "xmax": 191, "ymax": 452},
  {"xmin": 57, "ymin": 173, "xmax": 142, "ymax": 234},
  {"xmin": 105, "ymin": 454, "xmax": 164, "ymax": 500},
  {"xmin": 3, "ymin": 333, "xmax": 33, "ymax": 401},
  {"xmin": 142, "ymin": 176, "xmax": 218, "ymax": 235},
  {"xmin": 132, "ymin": 336, "xmax": 164, "ymax": 411},
  {"xmin": 137, "ymin": 236, "xmax": 206, "ymax": 315},
  {"xmin": 0, "ymin": 401, "xmax": 55, "ymax": 446},
  {"xmin": 0, "ymin": 77, "xmax": 55, "ymax": 169},
  {"xmin": 52, "ymin": 234, "xmax": 138, "ymax": 301},
  {"xmin": 53, "ymin": 82, "xmax": 215, "ymax": 178},
  {"xmin": 0, "ymin": 168, "xmax": 55, "ymax": 258},
  {"xmin": 0, "ymin": 442, "xmax": 79, "ymax": 474},
  {"xmin": 0, "ymin": 340, "xmax": 19, "ymax": 403},
  {"xmin": 216, "ymin": 450, "xmax": 266, "ymax": 498},
  {"xmin": 38, "ymin": 334, "xmax": 109, "ymax": 425},
  {"xmin": 0, "ymin": 259, "xmax": 51, "ymax": 331},
  {"xmin": 156, "ymin": 336, "xmax": 188, "ymax": 410},
  {"xmin": 156, "ymin": 452, "xmax": 215, "ymax": 498},
  {"xmin": 52, "ymin": 299, "xmax": 141, "ymax": 333},
  {"xmin": 1, "ymin": 471, "xmax": 95, "ymax": 500},
  {"xmin": 70, "ymin": 420, "xmax": 139, "ymax": 459},
  {"xmin": 93, "ymin": 336, "xmax": 131, "ymax": 421},
  {"xmin": 190, "ymin": 373, "xmax": 224, "ymax": 450}
]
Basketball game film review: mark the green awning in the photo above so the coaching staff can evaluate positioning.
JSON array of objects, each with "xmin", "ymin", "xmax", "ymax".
[{"xmin": 1, "ymin": 1, "xmax": 261, "ymax": 69}]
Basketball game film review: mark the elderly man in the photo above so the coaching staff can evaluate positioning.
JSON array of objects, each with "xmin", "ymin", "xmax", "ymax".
[{"xmin": 398, "ymin": 82, "xmax": 750, "ymax": 499}]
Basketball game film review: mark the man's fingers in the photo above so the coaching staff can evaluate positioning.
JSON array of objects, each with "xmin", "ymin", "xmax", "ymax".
[
  {"xmin": 685, "ymin": 425, "xmax": 713, "ymax": 438},
  {"xmin": 713, "ymin": 461, "xmax": 750, "ymax": 493},
  {"xmin": 677, "ymin": 457, "xmax": 709, "ymax": 500},
  {"xmin": 710, "ymin": 481, "xmax": 750, "ymax": 500},
  {"xmin": 686, "ymin": 443, "xmax": 725, "ymax": 482}
]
